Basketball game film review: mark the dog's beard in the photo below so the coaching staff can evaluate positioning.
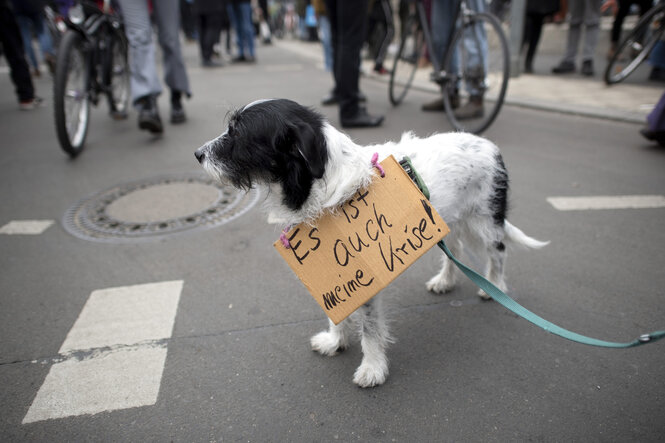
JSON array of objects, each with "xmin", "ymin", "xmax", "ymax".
[{"xmin": 200, "ymin": 158, "xmax": 229, "ymax": 185}]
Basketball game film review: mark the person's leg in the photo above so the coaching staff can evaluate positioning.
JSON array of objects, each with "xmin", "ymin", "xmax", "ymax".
[
  {"xmin": 422, "ymin": 0, "xmax": 459, "ymax": 111},
  {"xmin": 239, "ymin": 2, "xmax": 255, "ymax": 59},
  {"xmin": 227, "ymin": 3, "xmax": 245, "ymax": 59},
  {"xmin": 153, "ymin": 0, "xmax": 191, "ymax": 95},
  {"xmin": 335, "ymin": 0, "xmax": 368, "ymax": 119},
  {"xmin": 0, "ymin": 3, "xmax": 35, "ymax": 104},
  {"xmin": 563, "ymin": 0, "xmax": 584, "ymax": 64},
  {"xmin": 15, "ymin": 14, "xmax": 39, "ymax": 71},
  {"xmin": 373, "ymin": 0, "xmax": 394, "ymax": 72},
  {"xmin": 115, "ymin": 0, "xmax": 163, "ymax": 131},
  {"xmin": 115, "ymin": 0, "xmax": 162, "ymax": 103},
  {"xmin": 580, "ymin": 0, "xmax": 601, "ymax": 73}
]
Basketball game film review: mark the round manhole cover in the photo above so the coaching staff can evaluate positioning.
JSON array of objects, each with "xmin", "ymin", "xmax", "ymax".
[{"xmin": 63, "ymin": 173, "xmax": 260, "ymax": 242}]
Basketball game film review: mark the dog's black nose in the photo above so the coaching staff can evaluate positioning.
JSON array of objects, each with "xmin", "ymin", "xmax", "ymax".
[{"xmin": 194, "ymin": 148, "xmax": 205, "ymax": 164}]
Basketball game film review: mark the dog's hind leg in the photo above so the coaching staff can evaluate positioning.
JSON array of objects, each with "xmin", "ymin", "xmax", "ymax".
[
  {"xmin": 478, "ymin": 240, "xmax": 508, "ymax": 299},
  {"xmin": 426, "ymin": 237, "xmax": 461, "ymax": 294},
  {"xmin": 353, "ymin": 297, "xmax": 391, "ymax": 388},
  {"xmin": 311, "ymin": 319, "xmax": 352, "ymax": 356}
]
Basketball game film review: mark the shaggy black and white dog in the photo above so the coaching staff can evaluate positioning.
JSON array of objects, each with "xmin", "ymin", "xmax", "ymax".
[{"xmin": 195, "ymin": 98, "xmax": 547, "ymax": 388}]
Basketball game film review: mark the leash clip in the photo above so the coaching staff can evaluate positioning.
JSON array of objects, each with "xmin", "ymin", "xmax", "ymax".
[{"xmin": 639, "ymin": 334, "xmax": 652, "ymax": 343}]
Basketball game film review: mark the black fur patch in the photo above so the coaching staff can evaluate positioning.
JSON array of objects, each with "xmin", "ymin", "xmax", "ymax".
[
  {"xmin": 209, "ymin": 99, "xmax": 328, "ymax": 211},
  {"xmin": 489, "ymin": 154, "xmax": 509, "ymax": 225}
]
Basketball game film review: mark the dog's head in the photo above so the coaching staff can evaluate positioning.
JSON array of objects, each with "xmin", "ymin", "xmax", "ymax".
[{"xmin": 195, "ymin": 99, "xmax": 328, "ymax": 211}]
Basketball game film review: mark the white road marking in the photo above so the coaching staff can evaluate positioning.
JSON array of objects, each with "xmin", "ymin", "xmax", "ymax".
[
  {"xmin": 547, "ymin": 195, "xmax": 665, "ymax": 211},
  {"xmin": 0, "ymin": 220, "xmax": 54, "ymax": 235},
  {"xmin": 59, "ymin": 281, "xmax": 182, "ymax": 353},
  {"xmin": 23, "ymin": 280, "xmax": 183, "ymax": 424}
]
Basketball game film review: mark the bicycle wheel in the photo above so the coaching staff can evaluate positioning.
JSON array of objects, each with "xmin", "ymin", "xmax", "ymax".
[
  {"xmin": 389, "ymin": 15, "xmax": 425, "ymax": 106},
  {"xmin": 604, "ymin": 5, "xmax": 665, "ymax": 85},
  {"xmin": 54, "ymin": 30, "xmax": 90, "ymax": 158},
  {"xmin": 442, "ymin": 12, "xmax": 509, "ymax": 134},
  {"xmin": 104, "ymin": 31, "xmax": 130, "ymax": 119}
]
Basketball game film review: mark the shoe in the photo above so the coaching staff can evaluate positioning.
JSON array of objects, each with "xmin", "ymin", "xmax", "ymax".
[
  {"xmin": 640, "ymin": 127, "xmax": 665, "ymax": 146},
  {"xmin": 454, "ymin": 96, "xmax": 484, "ymax": 120},
  {"xmin": 19, "ymin": 96, "xmax": 44, "ymax": 111},
  {"xmin": 422, "ymin": 93, "xmax": 459, "ymax": 112},
  {"xmin": 136, "ymin": 95, "xmax": 163, "ymax": 133},
  {"xmin": 231, "ymin": 55, "xmax": 246, "ymax": 63},
  {"xmin": 552, "ymin": 60, "xmax": 575, "ymax": 74},
  {"xmin": 170, "ymin": 90, "xmax": 186, "ymax": 124},
  {"xmin": 373, "ymin": 65, "xmax": 389, "ymax": 75},
  {"xmin": 581, "ymin": 60, "xmax": 594, "ymax": 76},
  {"xmin": 341, "ymin": 108, "xmax": 384, "ymax": 128},
  {"xmin": 202, "ymin": 59, "xmax": 224, "ymax": 68},
  {"xmin": 321, "ymin": 91, "xmax": 367, "ymax": 106},
  {"xmin": 649, "ymin": 67, "xmax": 665, "ymax": 82}
]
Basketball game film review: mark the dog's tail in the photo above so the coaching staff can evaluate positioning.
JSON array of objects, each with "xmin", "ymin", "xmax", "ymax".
[{"xmin": 503, "ymin": 220, "xmax": 550, "ymax": 249}]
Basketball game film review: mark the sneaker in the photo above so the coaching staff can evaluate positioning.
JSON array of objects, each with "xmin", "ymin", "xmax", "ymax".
[
  {"xmin": 136, "ymin": 95, "xmax": 163, "ymax": 133},
  {"xmin": 581, "ymin": 60, "xmax": 594, "ymax": 76},
  {"xmin": 373, "ymin": 65, "xmax": 389, "ymax": 75},
  {"xmin": 19, "ymin": 96, "xmax": 44, "ymax": 111},
  {"xmin": 552, "ymin": 60, "xmax": 575, "ymax": 74},
  {"xmin": 454, "ymin": 96, "xmax": 484, "ymax": 120}
]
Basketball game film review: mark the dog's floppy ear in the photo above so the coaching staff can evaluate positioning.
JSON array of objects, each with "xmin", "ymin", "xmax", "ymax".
[
  {"xmin": 279, "ymin": 120, "xmax": 327, "ymax": 178},
  {"xmin": 275, "ymin": 119, "xmax": 327, "ymax": 210}
]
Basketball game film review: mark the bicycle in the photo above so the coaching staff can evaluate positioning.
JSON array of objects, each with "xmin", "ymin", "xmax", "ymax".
[
  {"xmin": 53, "ymin": 0, "xmax": 130, "ymax": 158},
  {"xmin": 604, "ymin": 1, "xmax": 665, "ymax": 85},
  {"xmin": 388, "ymin": 0, "xmax": 510, "ymax": 134}
]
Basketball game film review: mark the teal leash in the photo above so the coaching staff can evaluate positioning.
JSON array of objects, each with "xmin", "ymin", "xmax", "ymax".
[
  {"xmin": 438, "ymin": 240, "xmax": 665, "ymax": 348},
  {"xmin": 397, "ymin": 156, "xmax": 665, "ymax": 349}
]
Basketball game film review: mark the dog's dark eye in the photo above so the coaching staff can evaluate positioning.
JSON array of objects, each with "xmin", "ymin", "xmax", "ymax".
[{"xmin": 228, "ymin": 125, "xmax": 234, "ymax": 136}]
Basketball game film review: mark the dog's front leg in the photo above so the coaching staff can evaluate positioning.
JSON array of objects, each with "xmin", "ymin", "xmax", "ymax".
[
  {"xmin": 311, "ymin": 318, "xmax": 352, "ymax": 356},
  {"xmin": 353, "ymin": 297, "xmax": 390, "ymax": 388}
]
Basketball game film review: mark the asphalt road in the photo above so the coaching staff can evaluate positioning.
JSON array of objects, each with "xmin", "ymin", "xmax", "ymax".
[{"xmin": 1, "ymin": 38, "xmax": 664, "ymax": 442}]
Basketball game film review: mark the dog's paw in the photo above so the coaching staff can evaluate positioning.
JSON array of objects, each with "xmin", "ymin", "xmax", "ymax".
[
  {"xmin": 426, "ymin": 275, "xmax": 455, "ymax": 294},
  {"xmin": 477, "ymin": 288, "xmax": 492, "ymax": 300},
  {"xmin": 353, "ymin": 362, "xmax": 388, "ymax": 388},
  {"xmin": 310, "ymin": 331, "xmax": 346, "ymax": 356},
  {"xmin": 477, "ymin": 281, "xmax": 506, "ymax": 300}
]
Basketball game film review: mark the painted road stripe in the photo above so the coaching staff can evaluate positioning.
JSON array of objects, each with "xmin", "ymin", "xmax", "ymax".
[
  {"xmin": 547, "ymin": 195, "xmax": 665, "ymax": 211},
  {"xmin": 23, "ymin": 280, "xmax": 183, "ymax": 424},
  {"xmin": 0, "ymin": 220, "xmax": 54, "ymax": 235}
]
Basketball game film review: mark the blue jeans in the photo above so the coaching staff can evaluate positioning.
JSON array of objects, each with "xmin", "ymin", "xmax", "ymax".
[
  {"xmin": 15, "ymin": 13, "xmax": 54, "ymax": 70},
  {"xmin": 227, "ymin": 2, "xmax": 255, "ymax": 58},
  {"xmin": 430, "ymin": 0, "xmax": 487, "ymax": 96}
]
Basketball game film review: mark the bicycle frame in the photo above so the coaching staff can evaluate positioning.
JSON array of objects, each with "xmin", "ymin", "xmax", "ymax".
[
  {"xmin": 63, "ymin": 1, "xmax": 123, "ymax": 106},
  {"xmin": 415, "ymin": 0, "xmax": 467, "ymax": 84}
]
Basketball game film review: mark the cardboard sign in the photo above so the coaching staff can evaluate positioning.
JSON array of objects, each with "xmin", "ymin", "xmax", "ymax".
[{"xmin": 274, "ymin": 155, "xmax": 449, "ymax": 324}]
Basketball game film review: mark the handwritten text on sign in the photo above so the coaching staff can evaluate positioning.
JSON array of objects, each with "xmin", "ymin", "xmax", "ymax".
[{"xmin": 274, "ymin": 155, "xmax": 449, "ymax": 324}]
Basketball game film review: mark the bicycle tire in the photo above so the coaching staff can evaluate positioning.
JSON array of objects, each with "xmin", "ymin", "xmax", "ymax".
[
  {"xmin": 104, "ymin": 30, "xmax": 130, "ymax": 119},
  {"xmin": 604, "ymin": 5, "xmax": 665, "ymax": 85},
  {"xmin": 389, "ymin": 15, "xmax": 424, "ymax": 106},
  {"xmin": 442, "ymin": 12, "xmax": 509, "ymax": 134},
  {"xmin": 54, "ymin": 30, "xmax": 90, "ymax": 158}
]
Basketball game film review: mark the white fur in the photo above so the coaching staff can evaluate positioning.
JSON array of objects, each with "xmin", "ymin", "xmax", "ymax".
[
  {"xmin": 200, "ymin": 117, "xmax": 548, "ymax": 388},
  {"xmin": 266, "ymin": 123, "xmax": 547, "ymax": 388}
]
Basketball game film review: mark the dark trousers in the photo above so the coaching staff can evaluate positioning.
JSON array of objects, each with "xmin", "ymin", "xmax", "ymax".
[
  {"xmin": 611, "ymin": 0, "xmax": 651, "ymax": 44},
  {"xmin": 198, "ymin": 13, "xmax": 223, "ymax": 61},
  {"xmin": 325, "ymin": 0, "xmax": 369, "ymax": 119},
  {"xmin": 0, "ymin": 1, "xmax": 34, "ymax": 102},
  {"xmin": 523, "ymin": 13, "xmax": 547, "ymax": 69}
]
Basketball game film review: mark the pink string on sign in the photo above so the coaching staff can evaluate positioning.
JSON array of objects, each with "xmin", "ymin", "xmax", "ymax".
[
  {"xmin": 371, "ymin": 152, "xmax": 385, "ymax": 177},
  {"xmin": 280, "ymin": 226, "xmax": 291, "ymax": 249}
]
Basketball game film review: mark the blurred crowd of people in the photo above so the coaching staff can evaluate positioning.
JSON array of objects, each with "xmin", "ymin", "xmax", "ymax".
[{"xmin": 1, "ymin": 0, "xmax": 663, "ymax": 140}]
